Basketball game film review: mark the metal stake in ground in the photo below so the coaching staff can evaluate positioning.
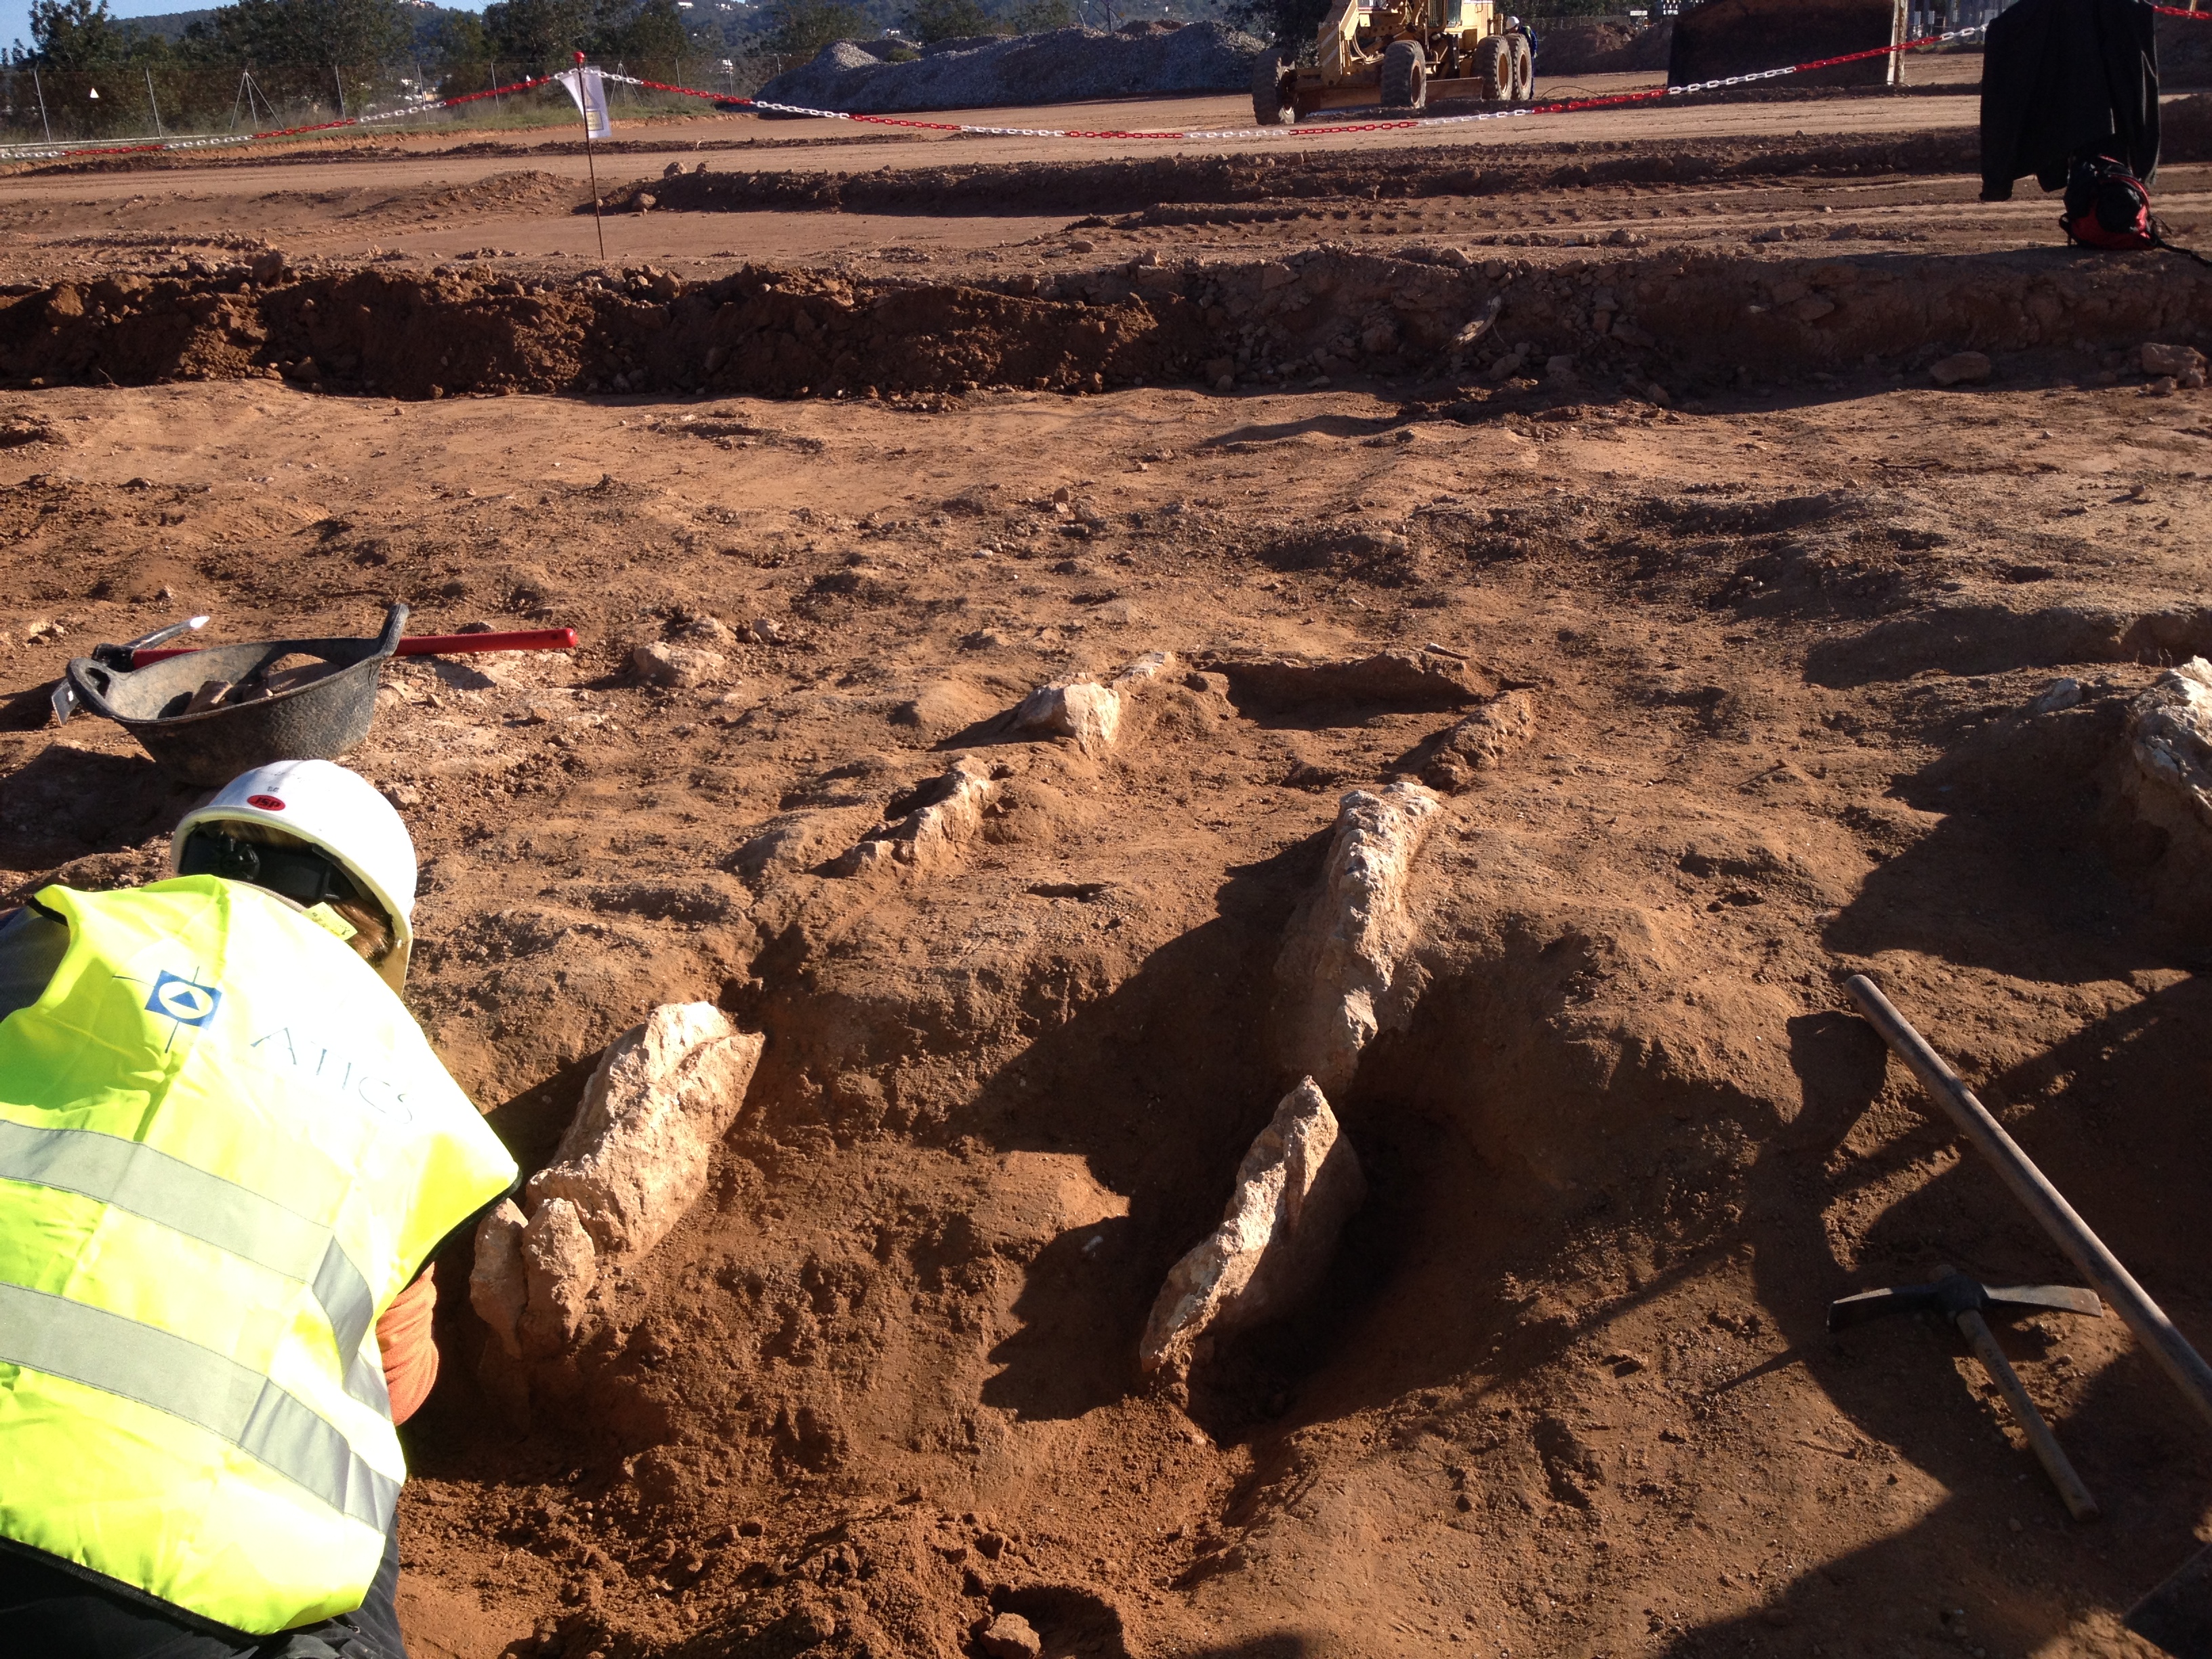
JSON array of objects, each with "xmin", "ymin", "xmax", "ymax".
[
  {"xmin": 1828, "ymin": 1267, "xmax": 2104, "ymax": 1519},
  {"xmin": 568, "ymin": 50, "xmax": 607, "ymax": 262}
]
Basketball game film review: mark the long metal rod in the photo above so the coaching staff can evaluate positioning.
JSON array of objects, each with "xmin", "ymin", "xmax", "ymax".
[{"xmin": 1846, "ymin": 974, "xmax": 2212, "ymax": 1435}]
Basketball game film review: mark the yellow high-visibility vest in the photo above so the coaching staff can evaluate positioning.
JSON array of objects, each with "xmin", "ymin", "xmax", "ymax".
[{"xmin": 0, "ymin": 876, "xmax": 517, "ymax": 1635}]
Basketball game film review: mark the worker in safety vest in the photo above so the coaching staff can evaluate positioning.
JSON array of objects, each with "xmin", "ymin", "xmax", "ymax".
[{"xmin": 0, "ymin": 758, "xmax": 518, "ymax": 1658}]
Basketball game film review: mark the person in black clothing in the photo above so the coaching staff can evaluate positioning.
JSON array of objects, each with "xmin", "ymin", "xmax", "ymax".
[{"xmin": 1980, "ymin": 0, "xmax": 2158, "ymax": 204}]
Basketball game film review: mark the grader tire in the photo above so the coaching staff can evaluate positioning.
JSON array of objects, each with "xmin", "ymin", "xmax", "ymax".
[
  {"xmin": 1250, "ymin": 48, "xmax": 1296, "ymax": 127},
  {"xmin": 1511, "ymin": 31, "xmax": 1534, "ymax": 100},
  {"xmin": 1476, "ymin": 33, "xmax": 1512, "ymax": 102},
  {"xmin": 1380, "ymin": 39, "xmax": 1428, "ymax": 110}
]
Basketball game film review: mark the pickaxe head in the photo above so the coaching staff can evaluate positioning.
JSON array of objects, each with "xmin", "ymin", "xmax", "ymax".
[{"xmin": 1827, "ymin": 1269, "xmax": 2104, "ymax": 1334}]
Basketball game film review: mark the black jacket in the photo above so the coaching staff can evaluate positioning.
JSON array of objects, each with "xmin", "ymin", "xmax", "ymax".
[{"xmin": 1980, "ymin": 0, "xmax": 2158, "ymax": 201}]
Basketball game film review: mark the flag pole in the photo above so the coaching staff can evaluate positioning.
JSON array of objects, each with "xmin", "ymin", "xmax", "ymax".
[{"xmin": 576, "ymin": 51, "xmax": 606, "ymax": 262}]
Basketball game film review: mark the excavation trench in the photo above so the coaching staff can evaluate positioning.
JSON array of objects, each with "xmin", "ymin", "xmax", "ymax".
[{"xmin": 5, "ymin": 239, "xmax": 2209, "ymax": 402}]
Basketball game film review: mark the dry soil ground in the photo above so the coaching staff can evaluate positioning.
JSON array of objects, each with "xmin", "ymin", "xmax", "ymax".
[{"xmin": 3, "ymin": 63, "xmax": 2212, "ymax": 1659}]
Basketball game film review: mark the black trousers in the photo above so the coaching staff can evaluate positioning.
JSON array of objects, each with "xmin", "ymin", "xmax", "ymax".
[{"xmin": 0, "ymin": 1525, "xmax": 407, "ymax": 1659}]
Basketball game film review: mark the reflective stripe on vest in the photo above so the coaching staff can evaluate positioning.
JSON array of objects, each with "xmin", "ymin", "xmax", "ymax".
[
  {"xmin": 0, "ymin": 877, "xmax": 518, "ymax": 1635},
  {"xmin": 0, "ymin": 1119, "xmax": 390, "ymax": 1414},
  {"xmin": 0, "ymin": 1281, "xmax": 399, "ymax": 1532}
]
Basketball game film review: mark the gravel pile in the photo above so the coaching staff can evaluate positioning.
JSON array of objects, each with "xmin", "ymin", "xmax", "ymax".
[{"xmin": 755, "ymin": 20, "xmax": 1267, "ymax": 116}]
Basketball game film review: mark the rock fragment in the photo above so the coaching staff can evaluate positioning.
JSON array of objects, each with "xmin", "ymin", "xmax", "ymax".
[
  {"xmin": 830, "ymin": 757, "xmax": 996, "ymax": 876},
  {"xmin": 2029, "ymin": 676, "xmax": 2083, "ymax": 715},
  {"xmin": 979, "ymin": 1613, "xmax": 1044, "ymax": 1659},
  {"xmin": 1014, "ymin": 678, "xmax": 1122, "ymax": 754},
  {"xmin": 518, "ymin": 1197, "xmax": 598, "ymax": 1354},
  {"xmin": 1206, "ymin": 649, "xmax": 1482, "ymax": 708},
  {"xmin": 1010, "ymin": 651, "xmax": 1178, "ymax": 755},
  {"xmin": 1929, "ymin": 351, "xmax": 1992, "ymax": 387},
  {"xmin": 468, "ymin": 1200, "xmax": 529, "ymax": 1359},
  {"xmin": 1275, "ymin": 781, "xmax": 1443, "ymax": 1093},
  {"xmin": 2141, "ymin": 342, "xmax": 2207, "ymax": 386},
  {"xmin": 1139, "ymin": 1078, "xmax": 1366, "ymax": 1385},
  {"xmin": 632, "ymin": 642, "xmax": 725, "ymax": 687},
  {"xmin": 1421, "ymin": 690, "xmax": 1538, "ymax": 790},
  {"xmin": 2122, "ymin": 657, "xmax": 2212, "ymax": 834}
]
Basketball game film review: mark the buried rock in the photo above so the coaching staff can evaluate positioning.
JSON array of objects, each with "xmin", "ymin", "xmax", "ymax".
[
  {"xmin": 1013, "ymin": 678, "xmax": 1123, "ymax": 754},
  {"xmin": 1139, "ymin": 1078, "xmax": 1366, "ymax": 1387},
  {"xmin": 1010, "ymin": 649, "xmax": 1178, "ymax": 754},
  {"xmin": 978, "ymin": 1612, "xmax": 1044, "ymax": 1659},
  {"xmin": 1205, "ymin": 648, "xmax": 1483, "ymax": 708},
  {"xmin": 472, "ymin": 1003, "xmax": 764, "ymax": 1359},
  {"xmin": 828, "ymin": 756, "xmax": 997, "ymax": 876},
  {"xmin": 1275, "ymin": 781, "xmax": 1444, "ymax": 1094},
  {"xmin": 2118, "ymin": 657, "xmax": 2212, "ymax": 842},
  {"xmin": 1419, "ymin": 689, "xmax": 1538, "ymax": 791}
]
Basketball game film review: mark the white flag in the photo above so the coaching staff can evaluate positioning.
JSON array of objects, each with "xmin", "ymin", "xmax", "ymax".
[{"xmin": 556, "ymin": 66, "xmax": 612, "ymax": 140}]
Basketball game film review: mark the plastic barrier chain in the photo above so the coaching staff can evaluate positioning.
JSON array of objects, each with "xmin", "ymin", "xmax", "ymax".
[
  {"xmin": 619, "ymin": 2, "xmax": 2211, "ymax": 142},
  {"xmin": 6, "ymin": 1, "xmax": 2208, "ymax": 164}
]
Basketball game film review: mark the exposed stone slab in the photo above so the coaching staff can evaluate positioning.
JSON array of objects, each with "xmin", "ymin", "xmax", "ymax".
[
  {"xmin": 470, "ymin": 1003, "xmax": 763, "ymax": 1361},
  {"xmin": 1139, "ymin": 1078, "xmax": 1366, "ymax": 1385},
  {"xmin": 1420, "ymin": 689, "xmax": 1538, "ymax": 791},
  {"xmin": 1275, "ymin": 781, "xmax": 1444, "ymax": 1093},
  {"xmin": 529, "ymin": 1003, "xmax": 766, "ymax": 1257},
  {"xmin": 829, "ymin": 756, "xmax": 998, "ymax": 876}
]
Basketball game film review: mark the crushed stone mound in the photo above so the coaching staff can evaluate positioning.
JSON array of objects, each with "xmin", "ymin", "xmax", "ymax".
[{"xmin": 755, "ymin": 21, "xmax": 1265, "ymax": 115}]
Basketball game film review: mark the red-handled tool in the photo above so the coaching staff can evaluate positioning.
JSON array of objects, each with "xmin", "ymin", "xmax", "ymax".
[{"xmin": 131, "ymin": 627, "xmax": 578, "ymax": 667}]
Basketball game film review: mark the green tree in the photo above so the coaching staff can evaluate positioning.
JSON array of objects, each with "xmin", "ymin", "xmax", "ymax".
[
  {"xmin": 1006, "ymin": 0, "xmax": 1074, "ymax": 30},
  {"xmin": 216, "ymin": 0, "xmax": 413, "ymax": 67},
  {"xmin": 600, "ymin": 0, "xmax": 689, "ymax": 60},
  {"xmin": 30, "ymin": 0, "xmax": 121, "ymax": 68},
  {"xmin": 483, "ymin": 0, "xmax": 601, "ymax": 67},
  {"xmin": 763, "ymin": 0, "xmax": 869, "ymax": 57},
  {"xmin": 904, "ymin": 0, "xmax": 994, "ymax": 41},
  {"xmin": 417, "ymin": 6, "xmax": 490, "ymax": 70}
]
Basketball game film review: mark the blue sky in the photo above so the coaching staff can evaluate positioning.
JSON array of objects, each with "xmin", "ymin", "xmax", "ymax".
[{"xmin": 3, "ymin": 0, "xmax": 497, "ymax": 58}]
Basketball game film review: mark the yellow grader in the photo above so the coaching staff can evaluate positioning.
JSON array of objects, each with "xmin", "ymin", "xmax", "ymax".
[{"xmin": 1252, "ymin": 0, "xmax": 1532, "ymax": 123}]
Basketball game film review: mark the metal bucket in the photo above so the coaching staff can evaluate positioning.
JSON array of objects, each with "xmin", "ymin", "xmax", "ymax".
[{"xmin": 64, "ymin": 604, "xmax": 407, "ymax": 787}]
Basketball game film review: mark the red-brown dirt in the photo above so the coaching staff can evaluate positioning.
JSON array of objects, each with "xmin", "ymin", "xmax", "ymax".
[{"xmin": 4, "ymin": 87, "xmax": 2212, "ymax": 1659}]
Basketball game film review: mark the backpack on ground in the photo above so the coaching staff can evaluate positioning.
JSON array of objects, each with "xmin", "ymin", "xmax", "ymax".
[{"xmin": 2062, "ymin": 152, "xmax": 2156, "ymax": 250}]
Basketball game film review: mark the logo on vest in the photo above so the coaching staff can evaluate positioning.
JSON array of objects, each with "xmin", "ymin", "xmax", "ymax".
[{"xmin": 146, "ymin": 969, "xmax": 223, "ymax": 1044}]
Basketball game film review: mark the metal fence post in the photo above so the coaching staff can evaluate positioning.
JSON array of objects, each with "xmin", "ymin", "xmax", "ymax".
[
  {"xmin": 145, "ymin": 66, "xmax": 163, "ymax": 137},
  {"xmin": 33, "ymin": 65, "xmax": 52, "ymax": 142}
]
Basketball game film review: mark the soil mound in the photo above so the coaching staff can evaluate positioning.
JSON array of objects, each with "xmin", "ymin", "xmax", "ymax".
[
  {"xmin": 754, "ymin": 21, "xmax": 1265, "ymax": 116},
  {"xmin": 1671, "ymin": 0, "xmax": 1904, "ymax": 89},
  {"xmin": 6, "ymin": 242, "xmax": 2209, "ymax": 404},
  {"xmin": 1532, "ymin": 17, "xmax": 1673, "ymax": 76}
]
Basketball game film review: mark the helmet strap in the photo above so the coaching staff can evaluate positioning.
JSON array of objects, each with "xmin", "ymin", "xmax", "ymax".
[{"xmin": 178, "ymin": 829, "xmax": 364, "ymax": 914}]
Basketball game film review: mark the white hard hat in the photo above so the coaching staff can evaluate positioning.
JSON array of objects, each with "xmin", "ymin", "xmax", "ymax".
[{"xmin": 172, "ymin": 759, "xmax": 418, "ymax": 991}]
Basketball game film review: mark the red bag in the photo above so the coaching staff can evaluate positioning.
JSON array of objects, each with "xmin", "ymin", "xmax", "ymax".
[{"xmin": 2062, "ymin": 153, "xmax": 2156, "ymax": 250}]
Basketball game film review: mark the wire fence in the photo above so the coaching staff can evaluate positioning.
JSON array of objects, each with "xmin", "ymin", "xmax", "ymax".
[{"xmin": 0, "ymin": 56, "xmax": 783, "ymax": 150}]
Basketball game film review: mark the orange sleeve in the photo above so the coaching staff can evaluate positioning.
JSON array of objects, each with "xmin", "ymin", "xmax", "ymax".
[{"xmin": 376, "ymin": 1265, "xmax": 441, "ymax": 1425}]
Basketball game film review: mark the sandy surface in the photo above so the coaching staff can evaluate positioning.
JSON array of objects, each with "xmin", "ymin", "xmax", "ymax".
[{"xmin": 5, "ymin": 62, "xmax": 2212, "ymax": 1659}]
